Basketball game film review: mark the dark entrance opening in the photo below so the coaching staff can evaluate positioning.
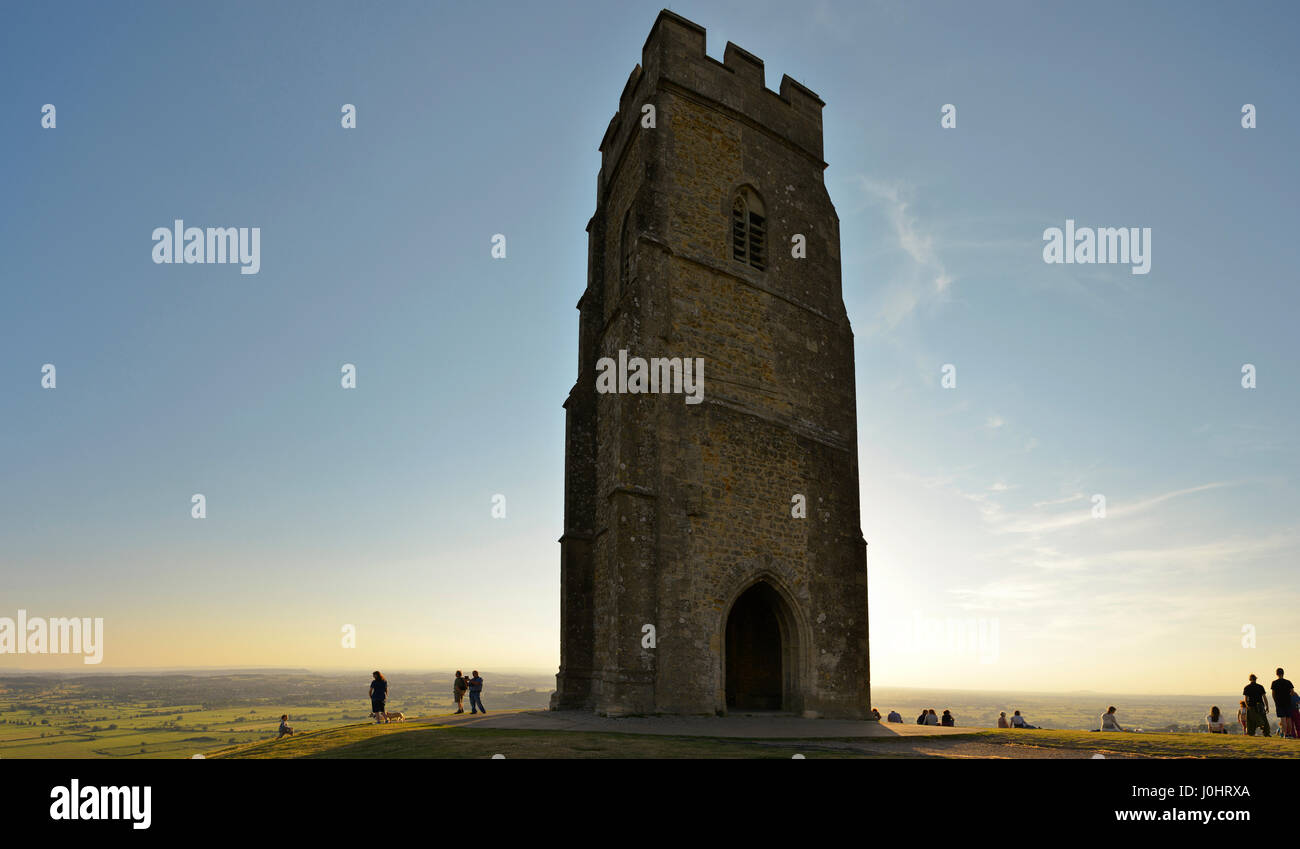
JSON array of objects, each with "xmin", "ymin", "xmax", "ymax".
[{"xmin": 725, "ymin": 582, "xmax": 785, "ymax": 710}]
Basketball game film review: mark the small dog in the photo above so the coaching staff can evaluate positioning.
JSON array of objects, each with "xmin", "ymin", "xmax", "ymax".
[{"xmin": 371, "ymin": 711, "xmax": 405, "ymax": 723}]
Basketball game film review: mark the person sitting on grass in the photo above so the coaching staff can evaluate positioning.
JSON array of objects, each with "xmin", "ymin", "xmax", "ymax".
[
  {"xmin": 997, "ymin": 712, "xmax": 1009, "ymax": 728},
  {"xmin": 1206, "ymin": 706, "xmax": 1227, "ymax": 733},
  {"xmin": 870, "ymin": 707, "xmax": 882, "ymax": 721},
  {"xmin": 277, "ymin": 715, "xmax": 294, "ymax": 739},
  {"xmin": 1099, "ymin": 706, "xmax": 1126, "ymax": 732},
  {"xmin": 1010, "ymin": 710, "xmax": 1037, "ymax": 729},
  {"xmin": 940, "ymin": 709, "xmax": 955, "ymax": 727},
  {"xmin": 886, "ymin": 710, "xmax": 902, "ymax": 723}
]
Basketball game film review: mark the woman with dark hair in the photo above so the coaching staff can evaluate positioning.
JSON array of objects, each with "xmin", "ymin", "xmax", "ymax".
[
  {"xmin": 1206, "ymin": 705, "xmax": 1227, "ymax": 733},
  {"xmin": 369, "ymin": 671, "xmax": 389, "ymax": 723},
  {"xmin": 940, "ymin": 709, "xmax": 955, "ymax": 727}
]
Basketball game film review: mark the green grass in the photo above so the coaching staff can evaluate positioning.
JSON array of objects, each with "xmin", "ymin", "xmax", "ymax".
[
  {"xmin": 972, "ymin": 728, "xmax": 1300, "ymax": 759},
  {"xmin": 0, "ymin": 701, "xmax": 355, "ymax": 758},
  {"xmin": 212, "ymin": 719, "xmax": 851, "ymax": 759},
  {"xmin": 211, "ymin": 719, "xmax": 1300, "ymax": 760}
]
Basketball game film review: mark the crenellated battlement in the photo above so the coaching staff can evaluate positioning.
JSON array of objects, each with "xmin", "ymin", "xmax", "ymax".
[{"xmin": 598, "ymin": 9, "xmax": 826, "ymax": 202}]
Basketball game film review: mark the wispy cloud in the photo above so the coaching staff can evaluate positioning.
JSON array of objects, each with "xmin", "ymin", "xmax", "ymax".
[
  {"xmin": 853, "ymin": 176, "xmax": 952, "ymax": 330},
  {"xmin": 989, "ymin": 481, "xmax": 1239, "ymax": 537}
]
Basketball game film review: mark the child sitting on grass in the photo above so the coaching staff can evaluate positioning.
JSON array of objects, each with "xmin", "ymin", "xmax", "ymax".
[{"xmin": 277, "ymin": 715, "xmax": 295, "ymax": 739}]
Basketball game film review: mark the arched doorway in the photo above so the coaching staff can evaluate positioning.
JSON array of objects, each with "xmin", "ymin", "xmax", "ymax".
[{"xmin": 725, "ymin": 581, "xmax": 787, "ymax": 710}]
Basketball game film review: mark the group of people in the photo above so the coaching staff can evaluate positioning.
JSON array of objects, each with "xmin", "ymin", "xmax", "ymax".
[
  {"xmin": 875, "ymin": 707, "xmax": 958, "ymax": 727},
  {"xmin": 997, "ymin": 710, "xmax": 1039, "ymax": 729},
  {"xmin": 879, "ymin": 707, "xmax": 1039, "ymax": 729},
  {"xmin": 1095, "ymin": 670, "xmax": 1300, "ymax": 736},
  {"xmin": 277, "ymin": 669, "xmax": 490, "ymax": 737},
  {"xmin": 1235, "ymin": 668, "xmax": 1298, "ymax": 737},
  {"xmin": 363, "ymin": 669, "xmax": 488, "ymax": 724},
  {"xmin": 452, "ymin": 670, "xmax": 487, "ymax": 715},
  {"xmin": 874, "ymin": 669, "xmax": 1300, "ymax": 737},
  {"xmin": 287, "ymin": 669, "xmax": 1300, "ymax": 740}
]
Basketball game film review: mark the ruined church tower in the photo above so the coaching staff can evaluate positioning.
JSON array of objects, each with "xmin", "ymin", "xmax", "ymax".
[{"xmin": 553, "ymin": 10, "xmax": 869, "ymax": 718}]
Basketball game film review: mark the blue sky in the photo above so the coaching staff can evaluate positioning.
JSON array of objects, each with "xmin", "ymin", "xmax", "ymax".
[{"xmin": 2, "ymin": 0, "xmax": 1297, "ymax": 694}]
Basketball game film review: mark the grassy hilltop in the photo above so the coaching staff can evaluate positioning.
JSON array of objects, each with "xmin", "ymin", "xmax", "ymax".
[
  {"xmin": 7, "ymin": 673, "xmax": 1298, "ymax": 759},
  {"xmin": 211, "ymin": 714, "xmax": 1300, "ymax": 760}
]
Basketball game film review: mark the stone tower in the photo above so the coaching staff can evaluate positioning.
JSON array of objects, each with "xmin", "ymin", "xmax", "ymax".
[{"xmin": 553, "ymin": 10, "xmax": 869, "ymax": 718}]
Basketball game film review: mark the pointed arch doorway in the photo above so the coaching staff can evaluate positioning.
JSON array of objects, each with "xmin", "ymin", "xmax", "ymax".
[{"xmin": 724, "ymin": 580, "xmax": 799, "ymax": 711}]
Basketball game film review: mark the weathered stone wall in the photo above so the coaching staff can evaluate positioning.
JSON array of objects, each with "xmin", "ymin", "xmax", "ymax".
[{"xmin": 555, "ymin": 10, "xmax": 869, "ymax": 718}]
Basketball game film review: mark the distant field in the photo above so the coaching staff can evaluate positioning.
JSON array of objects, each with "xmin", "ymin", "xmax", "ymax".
[{"xmin": 0, "ymin": 671, "xmax": 553, "ymax": 758}]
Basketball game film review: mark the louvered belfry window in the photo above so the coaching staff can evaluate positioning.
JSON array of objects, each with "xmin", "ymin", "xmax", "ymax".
[{"xmin": 731, "ymin": 188, "xmax": 766, "ymax": 271}]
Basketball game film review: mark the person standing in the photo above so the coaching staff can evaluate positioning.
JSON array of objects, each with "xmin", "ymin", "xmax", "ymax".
[
  {"xmin": 453, "ymin": 670, "xmax": 468, "ymax": 714},
  {"xmin": 369, "ymin": 671, "xmax": 389, "ymax": 723},
  {"xmin": 1271, "ymin": 668, "xmax": 1295, "ymax": 738},
  {"xmin": 1237, "ymin": 700, "xmax": 1249, "ymax": 734},
  {"xmin": 1243, "ymin": 673, "xmax": 1271, "ymax": 737},
  {"xmin": 468, "ymin": 670, "xmax": 486, "ymax": 715}
]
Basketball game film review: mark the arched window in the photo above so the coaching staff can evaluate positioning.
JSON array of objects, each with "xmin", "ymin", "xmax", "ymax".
[
  {"xmin": 619, "ymin": 207, "xmax": 636, "ymax": 298},
  {"xmin": 731, "ymin": 187, "xmax": 766, "ymax": 271}
]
